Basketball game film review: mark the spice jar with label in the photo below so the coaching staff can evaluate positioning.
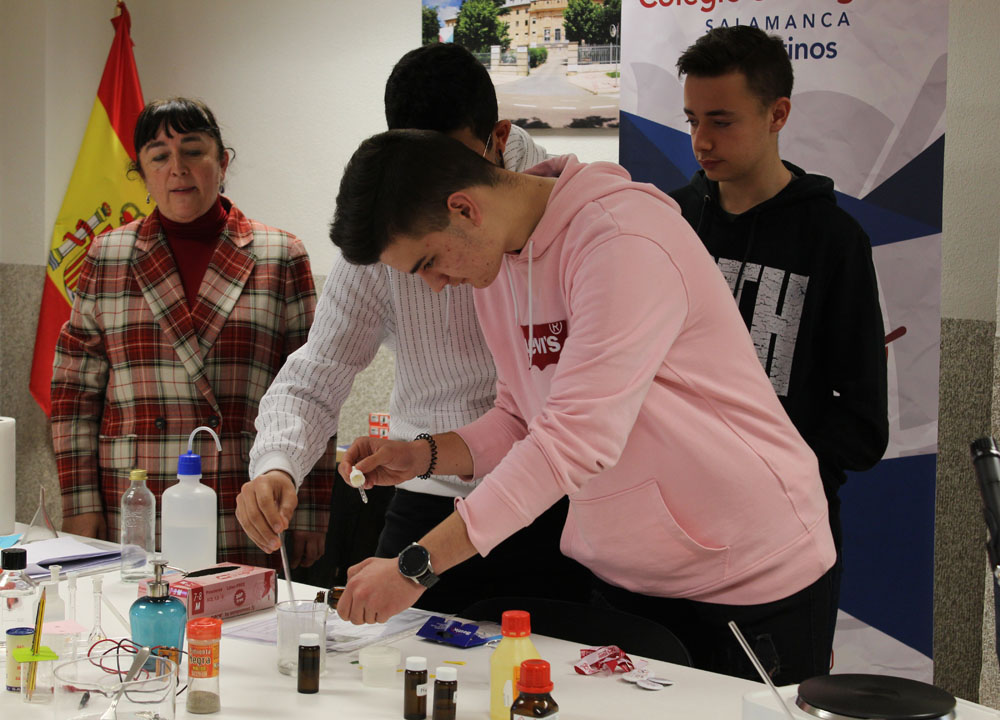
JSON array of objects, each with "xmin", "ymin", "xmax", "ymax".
[{"xmin": 186, "ymin": 617, "xmax": 222, "ymax": 714}]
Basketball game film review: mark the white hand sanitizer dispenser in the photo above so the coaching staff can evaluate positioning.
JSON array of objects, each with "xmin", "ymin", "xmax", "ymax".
[{"xmin": 161, "ymin": 426, "xmax": 222, "ymax": 572}]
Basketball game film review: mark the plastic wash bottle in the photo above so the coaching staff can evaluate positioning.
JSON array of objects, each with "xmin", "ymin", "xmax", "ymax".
[
  {"xmin": 489, "ymin": 610, "xmax": 541, "ymax": 720},
  {"xmin": 161, "ymin": 426, "xmax": 222, "ymax": 572}
]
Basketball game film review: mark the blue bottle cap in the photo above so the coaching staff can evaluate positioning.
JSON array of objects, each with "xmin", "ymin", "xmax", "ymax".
[{"xmin": 178, "ymin": 451, "xmax": 202, "ymax": 476}]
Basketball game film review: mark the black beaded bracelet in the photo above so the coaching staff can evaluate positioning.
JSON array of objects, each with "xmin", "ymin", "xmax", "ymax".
[{"xmin": 415, "ymin": 433, "xmax": 438, "ymax": 479}]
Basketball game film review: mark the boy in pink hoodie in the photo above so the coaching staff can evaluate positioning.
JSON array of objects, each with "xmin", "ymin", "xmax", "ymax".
[{"xmin": 328, "ymin": 129, "xmax": 835, "ymax": 684}]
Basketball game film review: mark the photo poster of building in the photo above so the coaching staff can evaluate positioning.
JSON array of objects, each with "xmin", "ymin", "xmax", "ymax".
[
  {"xmin": 620, "ymin": 0, "xmax": 947, "ymax": 681},
  {"xmin": 421, "ymin": 0, "xmax": 622, "ymax": 130}
]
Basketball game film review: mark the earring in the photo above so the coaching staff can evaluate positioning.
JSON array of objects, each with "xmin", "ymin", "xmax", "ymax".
[{"xmin": 145, "ymin": 192, "xmax": 150, "ymax": 205}]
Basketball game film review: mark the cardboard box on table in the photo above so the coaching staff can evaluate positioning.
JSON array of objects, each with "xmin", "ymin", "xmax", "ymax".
[{"xmin": 137, "ymin": 563, "xmax": 276, "ymax": 620}]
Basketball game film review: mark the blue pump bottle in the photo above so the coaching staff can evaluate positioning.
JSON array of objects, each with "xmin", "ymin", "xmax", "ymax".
[{"xmin": 129, "ymin": 557, "xmax": 186, "ymax": 669}]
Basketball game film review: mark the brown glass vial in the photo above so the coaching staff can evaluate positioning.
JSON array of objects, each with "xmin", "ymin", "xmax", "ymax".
[
  {"xmin": 510, "ymin": 659, "xmax": 559, "ymax": 718},
  {"xmin": 432, "ymin": 666, "xmax": 458, "ymax": 720},
  {"xmin": 315, "ymin": 586, "xmax": 345, "ymax": 611},
  {"xmin": 404, "ymin": 655, "xmax": 428, "ymax": 720},
  {"xmin": 296, "ymin": 633, "xmax": 320, "ymax": 694}
]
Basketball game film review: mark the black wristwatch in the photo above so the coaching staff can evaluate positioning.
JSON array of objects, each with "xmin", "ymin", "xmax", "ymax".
[{"xmin": 398, "ymin": 542, "xmax": 439, "ymax": 588}]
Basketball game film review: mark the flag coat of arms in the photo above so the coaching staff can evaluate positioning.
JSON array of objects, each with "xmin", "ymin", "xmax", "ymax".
[{"xmin": 30, "ymin": 1, "xmax": 145, "ymax": 415}]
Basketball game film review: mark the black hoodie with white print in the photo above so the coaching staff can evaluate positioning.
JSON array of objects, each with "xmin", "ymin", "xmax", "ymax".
[{"xmin": 670, "ymin": 161, "xmax": 888, "ymax": 547}]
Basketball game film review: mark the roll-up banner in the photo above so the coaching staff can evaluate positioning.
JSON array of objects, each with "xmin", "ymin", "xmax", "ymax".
[{"xmin": 621, "ymin": 0, "xmax": 946, "ymax": 680}]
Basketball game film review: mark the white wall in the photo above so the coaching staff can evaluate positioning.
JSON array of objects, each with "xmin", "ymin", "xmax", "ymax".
[
  {"xmin": 0, "ymin": 0, "xmax": 48, "ymax": 266},
  {"xmin": 0, "ymin": 0, "xmax": 620, "ymax": 274},
  {"xmin": 942, "ymin": 0, "xmax": 1000, "ymax": 322}
]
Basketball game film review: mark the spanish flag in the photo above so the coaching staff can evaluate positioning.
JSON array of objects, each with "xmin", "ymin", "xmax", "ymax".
[{"xmin": 29, "ymin": 1, "xmax": 145, "ymax": 416}]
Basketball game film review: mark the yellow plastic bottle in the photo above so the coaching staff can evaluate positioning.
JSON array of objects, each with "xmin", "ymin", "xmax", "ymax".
[{"xmin": 489, "ymin": 610, "xmax": 541, "ymax": 720}]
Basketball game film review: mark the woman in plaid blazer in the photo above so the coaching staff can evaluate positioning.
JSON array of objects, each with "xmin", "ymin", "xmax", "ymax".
[{"xmin": 51, "ymin": 98, "xmax": 335, "ymax": 569}]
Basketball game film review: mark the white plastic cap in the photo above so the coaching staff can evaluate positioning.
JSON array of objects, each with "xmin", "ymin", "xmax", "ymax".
[
  {"xmin": 349, "ymin": 466, "xmax": 366, "ymax": 488},
  {"xmin": 49, "ymin": 564, "xmax": 62, "ymax": 583},
  {"xmin": 436, "ymin": 666, "xmax": 457, "ymax": 682},
  {"xmin": 405, "ymin": 656, "xmax": 427, "ymax": 671},
  {"xmin": 299, "ymin": 633, "xmax": 320, "ymax": 647}
]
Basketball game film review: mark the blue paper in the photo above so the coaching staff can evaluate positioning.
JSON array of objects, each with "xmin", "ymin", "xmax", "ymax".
[
  {"xmin": 416, "ymin": 615, "xmax": 500, "ymax": 648},
  {"xmin": 0, "ymin": 533, "xmax": 22, "ymax": 549}
]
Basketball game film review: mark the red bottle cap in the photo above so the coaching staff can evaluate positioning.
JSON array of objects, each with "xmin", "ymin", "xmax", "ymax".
[
  {"xmin": 517, "ymin": 659, "xmax": 553, "ymax": 694},
  {"xmin": 187, "ymin": 617, "xmax": 222, "ymax": 640},
  {"xmin": 501, "ymin": 610, "xmax": 531, "ymax": 637}
]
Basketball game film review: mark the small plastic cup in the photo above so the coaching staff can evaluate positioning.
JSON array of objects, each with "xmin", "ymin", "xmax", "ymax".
[
  {"xmin": 359, "ymin": 645, "xmax": 401, "ymax": 688},
  {"xmin": 12, "ymin": 645, "xmax": 59, "ymax": 704},
  {"xmin": 275, "ymin": 600, "xmax": 327, "ymax": 676}
]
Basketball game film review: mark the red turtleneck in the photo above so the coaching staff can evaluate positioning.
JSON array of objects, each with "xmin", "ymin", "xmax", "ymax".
[{"xmin": 159, "ymin": 197, "xmax": 229, "ymax": 307}]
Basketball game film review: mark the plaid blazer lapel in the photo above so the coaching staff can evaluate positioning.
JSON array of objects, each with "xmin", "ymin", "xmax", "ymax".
[
  {"xmin": 193, "ymin": 207, "xmax": 256, "ymax": 355},
  {"xmin": 132, "ymin": 227, "xmax": 219, "ymax": 409}
]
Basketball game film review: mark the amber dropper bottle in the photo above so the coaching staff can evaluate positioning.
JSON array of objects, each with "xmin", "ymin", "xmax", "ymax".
[{"xmin": 404, "ymin": 655, "xmax": 428, "ymax": 719}]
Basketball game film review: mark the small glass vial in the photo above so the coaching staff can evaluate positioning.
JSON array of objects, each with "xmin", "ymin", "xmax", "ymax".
[
  {"xmin": 186, "ymin": 617, "xmax": 222, "ymax": 713},
  {"xmin": 510, "ymin": 659, "xmax": 559, "ymax": 719},
  {"xmin": 315, "ymin": 586, "xmax": 345, "ymax": 611},
  {"xmin": 432, "ymin": 666, "xmax": 457, "ymax": 720},
  {"xmin": 297, "ymin": 633, "xmax": 320, "ymax": 694},
  {"xmin": 403, "ymin": 655, "xmax": 428, "ymax": 720}
]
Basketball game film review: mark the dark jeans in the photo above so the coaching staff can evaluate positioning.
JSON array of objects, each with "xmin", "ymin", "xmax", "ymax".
[
  {"xmin": 593, "ymin": 565, "xmax": 835, "ymax": 686},
  {"xmin": 827, "ymin": 492, "xmax": 843, "ymax": 651},
  {"xmin": 376, "ymin": 489, "xmax": 594, "ymax": 615}
]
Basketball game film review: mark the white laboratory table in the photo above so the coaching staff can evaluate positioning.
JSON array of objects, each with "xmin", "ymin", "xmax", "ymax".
[{"xmin": 3, "ymin": 530, "xmax": 999, "ymax": 719}]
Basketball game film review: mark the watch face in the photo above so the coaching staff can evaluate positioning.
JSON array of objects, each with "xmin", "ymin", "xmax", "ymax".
[{"xmin": 398, "ymin": 544, "xmax": 430, "ymax": 577}]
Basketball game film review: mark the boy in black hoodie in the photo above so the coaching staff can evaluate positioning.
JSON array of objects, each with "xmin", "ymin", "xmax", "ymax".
[{"xmin": 669, "ymin": 26, "xmax": 888, "ymax": 640}]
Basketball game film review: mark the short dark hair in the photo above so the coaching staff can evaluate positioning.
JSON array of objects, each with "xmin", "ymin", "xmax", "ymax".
[
  {"xmin": 330, "ymin": 129, "xmax": 499, "ymax": 265},
  {"xmin": 384, "ymin": 43, "xmax": 498, "ymax": 142},
  {"xmin": 676, "ymin": 26, "xmax": 793, "ymax": 106},
  {"xmin": 130, "ymin": 97, "xmax": 229, "ymax": 177}
]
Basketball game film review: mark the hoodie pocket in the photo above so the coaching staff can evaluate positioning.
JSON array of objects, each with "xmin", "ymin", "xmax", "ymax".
[{"xmin": 565, "ymin": 478, "xmax": 730, "ymax": 596}]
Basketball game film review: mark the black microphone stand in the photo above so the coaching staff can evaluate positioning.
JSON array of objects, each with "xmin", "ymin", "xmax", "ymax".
[{"xmin": 969, "ymin": 436, "xmax": 1000, "ymax": 665}]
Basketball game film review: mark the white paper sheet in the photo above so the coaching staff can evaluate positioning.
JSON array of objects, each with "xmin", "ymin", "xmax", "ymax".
[
  {"xmin": 21, "ymin": 537, "xmax": 121, "ymax": 578},
  {"xmin": 223, "ymin": 607, "xmax": 436, "ymax": 653}
]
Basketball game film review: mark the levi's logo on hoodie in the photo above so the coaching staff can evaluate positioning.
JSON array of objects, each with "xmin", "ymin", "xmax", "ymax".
[{"xmin": 522, "ymin": 321, "xmax": 568, "ymax": 370}]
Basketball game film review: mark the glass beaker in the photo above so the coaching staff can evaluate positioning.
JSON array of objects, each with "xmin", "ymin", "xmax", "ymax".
[{"xmin": 275, "ymin": 600, "xmax": 326, "ymax": 676}]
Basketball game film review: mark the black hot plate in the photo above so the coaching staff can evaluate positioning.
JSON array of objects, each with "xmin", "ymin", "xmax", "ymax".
[{"xmin": 795, "ymin": 674, "xmax": 957, "ymax": 720}]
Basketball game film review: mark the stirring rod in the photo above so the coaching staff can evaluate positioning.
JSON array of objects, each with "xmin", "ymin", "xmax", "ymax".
[
  {"xmin": 349, "ymin": 466, "xmax": 369, "ymax": 504},
  {"xmin": 727, "ymin": 620, "xmax": 799, "ymax": 720},
  {"xmin": 279, "ymin": 533, "xmax": 296, "ymax": 603}
]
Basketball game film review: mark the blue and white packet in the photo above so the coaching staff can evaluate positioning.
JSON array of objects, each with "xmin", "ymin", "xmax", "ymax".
[{"xmin": 416, "ymin": 615, "xmax": 501, "ymax": 648}]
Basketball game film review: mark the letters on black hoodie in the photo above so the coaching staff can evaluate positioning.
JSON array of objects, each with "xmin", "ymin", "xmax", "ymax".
[{"xmin": 670, "ymin": 161, "xmax": 889, "ymax": 545}]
